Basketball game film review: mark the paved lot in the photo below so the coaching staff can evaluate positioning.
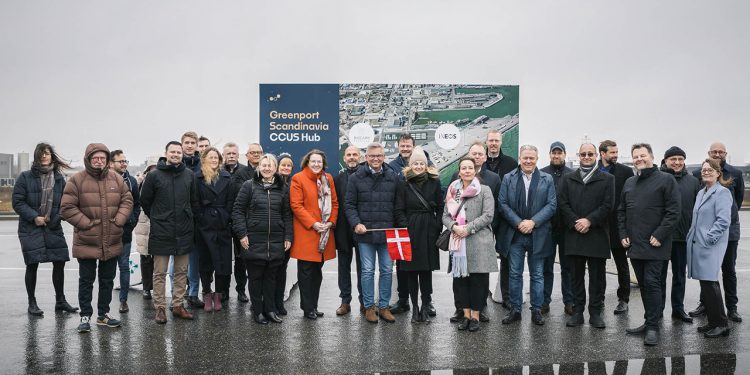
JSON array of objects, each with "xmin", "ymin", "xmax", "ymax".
[{"xmin": 0, "ymin": 214, "xmax": 749, "ymax": 374}]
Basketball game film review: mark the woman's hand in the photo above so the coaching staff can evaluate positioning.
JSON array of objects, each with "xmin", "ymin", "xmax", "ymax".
[
  {"xmin": 34, "ymin": 216, "xmax": 47, "ymax": 226},
  {"xmin": 452, "ymin": 225, "xmax": 469, "ymax": 239},
  {"xmin": 284, "ymin": 241, "xmax": 291, "ymax": 251},
  {"xmin": 312, "ymin": 222, "xmax": 327, "ymax": 233},
  {"xmin": 240, "ymin": 236, "xmax": 249, "ymax": 250}
]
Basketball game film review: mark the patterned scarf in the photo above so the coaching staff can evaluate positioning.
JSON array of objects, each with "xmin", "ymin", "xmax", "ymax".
[
  {"xmin": 37, "ymin": 166, "xmax": 55, "ymax": 220},
  {"xmin": 317, "ymin": 172, "xmax": 332, "ymax": 253},
  {"xmin": 445, "ymin": 177, "xmax": 482, "ymax": 278}
]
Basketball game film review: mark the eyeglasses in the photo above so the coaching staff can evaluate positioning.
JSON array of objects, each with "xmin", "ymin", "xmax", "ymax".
[
  {"xmin": 367, "ymin": 154, "xmax": 384, "ymax": 159},
  {"xmin": 579, "ymin": 152, "xmax": 596, "ymax": 157},
  {"xmin": 709, "ymin": 150, "xmax": 726, "ymax": 155},
  {"xmin": 114, "ymin": 160, "xmax": 129, "ymax": 164},
  {"xmin": 248, "ymin": 151, "xmax": 263, "ymax": 155},
  {"xmin": 701, "ymin": 169, "xmax": 717, "ymax": 174}
]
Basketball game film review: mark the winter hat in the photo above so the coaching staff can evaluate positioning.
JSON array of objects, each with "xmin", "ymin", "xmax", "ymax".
[
  {"xmin": 663, "ymin": 146, "xmax": 686, "ymax": 160},
  {"xmin": 409, "ymin": 146, "xmax": 428, "ymax": 166}
]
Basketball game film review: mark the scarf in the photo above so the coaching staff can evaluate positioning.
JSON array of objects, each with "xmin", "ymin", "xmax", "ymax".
[
  {"xmin": 405, "ymin": 170, "xmax": 428, "ymax": 185},
  {"xmin": 37, "ymin": 167, "xmax": 55, "ymax": 220},
  {"xmin": 514, "ymin": 169, "xmax": 540, "ymax": 220},
  {"xmin": 579, "ymin": 165, "xmax": 596, "ymax": 184},
  {"xmin": 317, "ymin": 172, "xmax": 332, "ymax": 253},
  {"xmin": 445, "ymin": 178, "xmax": 482, "ymax": 278}
]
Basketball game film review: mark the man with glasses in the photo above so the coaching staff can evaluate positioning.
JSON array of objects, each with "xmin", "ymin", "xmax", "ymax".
[
  {"xmin": 246, "ymin": 143, "xmax": 264, "ymax": 171},
  {"xmin": 61, "ymin": 143, "xmax": 133, "ymax": 333},
  {"xmin": 690, "ymin": 142, "xmax": 745, "ymax": 322},
  {"xmin": 334, "ymin": 146, "xmax": 364, "ymax": 316},
  {"xmin": 540, "ymin": 142, "xmax": 574, "ymax": 316},
  {"xmin": 345, "ymin": 142, "xmax": 400, "ymax": 323},
  {"xmin": 558, "ymin": 143, "xmax": 614, "ymax": 328},
  {"xmin": 619, "ymin": 143, "xmax": 680, "ymax": 346},
  {"xmin": 109, "ymin": 150, "xmax": 141, "ymax": 314}
]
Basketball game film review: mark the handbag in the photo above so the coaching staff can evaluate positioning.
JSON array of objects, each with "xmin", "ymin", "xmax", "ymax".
[{"xmin": 436, "ymin": 198, "xmax": 466, "ymax": 251}]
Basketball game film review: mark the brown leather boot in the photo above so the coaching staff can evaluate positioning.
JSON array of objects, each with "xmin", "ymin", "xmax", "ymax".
[
  {"xmin": 155, "ymin": 307, "xmax": 167, "ymax": 324},
  {"xmin": 336, "ymin": 304, "xmax": 351, "ymax": 316},
  {"xmin": 172, "ymin": 305, "xmax": 194, "ymax": 320},
  {"xmin": 379, "ymin": 308, "xmax": 396, "ymax": 323},
  {"xmin": 365, "ymin": 306, "xmax": 378, "ymax": 323}
]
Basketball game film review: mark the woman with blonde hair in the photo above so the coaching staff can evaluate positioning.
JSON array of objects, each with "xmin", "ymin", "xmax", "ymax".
[{"xmin": 194, "ymin": 147, "xmax": 235, "ymax": 312}]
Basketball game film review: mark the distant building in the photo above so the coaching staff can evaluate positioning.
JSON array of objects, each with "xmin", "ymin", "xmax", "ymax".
[
  {"xmin": 17, "ymin": 152, "xmax": 29, "ymax": 174},
  {"xmin": 0, "ymin": 153, "xmax": 13, "ymax": 179}
]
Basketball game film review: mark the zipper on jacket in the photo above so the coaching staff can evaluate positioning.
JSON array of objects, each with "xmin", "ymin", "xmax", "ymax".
[{"xmin": 267, "ymin": 188, "xmax": 271, "ymax": 260}]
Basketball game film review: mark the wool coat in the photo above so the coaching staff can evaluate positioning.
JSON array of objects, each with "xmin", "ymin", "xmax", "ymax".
[
  {"xmin": 617, "ymin": 166, "xmax": 681, "ymax": 261},
  {"xmin": 394, "ymin": 176, "xmax": 444, "ymax": 271},
  {"xmin": 442, "ymin": 184, "xmax": 498, "ymax": 273},
  {"xmin": 289, "ymin": 167, "xmax": 339, "ymax": 263},
  {"xmin": 498, "ymin": 168, "xmax": 557, "ymax": 259},
  {"xmin": 686, "ymin": 184, "xmax": 732, "ymax": 281},
  {"xmin": 194, "ymin": 169, "xmax": 235, "ymax": 275},
  {"xmin": 333, "ymin": 167, "xmax": 357, "ymax": 252},
  {"xmin": 60, "ymin": 143, "xmax": 133, "ymax": 261},
  {"xmin": 557, "ymin": 169, "xmax": 615, "ymax": 258},
  {"xmin": 661, "ymin": 166, "xmax": 700, "ymax": 242},
  {"xmin": 13, "ymin": 169, "xmax": 70, "ymax": 265},
  {"xmin": 598, "ymin": 161, "xmax": 635, "ymax": 249}
]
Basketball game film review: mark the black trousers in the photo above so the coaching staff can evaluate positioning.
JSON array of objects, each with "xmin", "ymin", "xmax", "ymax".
[
  {"xmin": 140, "ymin": 255, "xmax": 154, "ymax": 291},
  {"xmin": 570, "ymin": 255, "xmax": 606, "ymax": 314},
  {"xmin": 274, "ymin": 251, "xmax": 291, "ymax": 309},
  {"xmin": 25, "ymin": 261, "xmax": 66, "ymax": 298},
  {"xmin": 200, "ymin": 271, "xmax": 230, "ymax": 296},
  {"xmin": 406, "ymin": 270, "xmax": 432, "ymax": 307},
  {"xmin": 78, "ymin": 258, "xmax": 118, "ymax": 317},
  {"xmin": 454, "ymin": 273, "xmax": 489, "ymax": 311},
  {"xmin": 337, "ymin": 246, "xmax": 363, "ymax": 305},
  {"xmin": 298, "ymin": 259, "xmax": 324, "ymax": 313},
  {"xmin": 700, "ymin": 280, "xmax": 728, "ymax": 328},
  {"xmin": 660, "ymin": 241, "xmax": 687, "ymax": 312},
  {"xmin": 630, "ymin": 259, "xmax": 664, "ymax": 329},
  {"xmin": 611, "ymin": 247, "xmax": 631, "ymax": 303},
  {"xmin": 699, "ymin": 240, "xmax": 739, "ymax": 310},
  {"xmin": 233, "ymin": 238, "xmax": 247, "ymax": 294},
  {"xmin": 245, "ymin": 259, "xmax": 281, "ymax": 314},
  {"xmin": 499, "ymin": 253, "xmax": 510, "ymax": 303},
  {"xmin": 396, "ymin": 265, "xmax": 409, "ymax": 302}
]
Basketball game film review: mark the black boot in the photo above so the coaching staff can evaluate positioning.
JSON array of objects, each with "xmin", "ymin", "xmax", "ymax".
[
  {"xmin": 28, "ymin": 297, "xmax": 43, "ymax": 316},
  {"xmin": 55, "ymin": 295, "xmax": 79, "ymax": 313},
  {"xmin": 411, "ymin": 305, "xmax": 420, "ymax": 323},
  {"xmin": 419, "ymin": 307, "xmax": 431, "ymax": 323}
]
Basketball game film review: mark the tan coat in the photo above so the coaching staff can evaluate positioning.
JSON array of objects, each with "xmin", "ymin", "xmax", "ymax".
[
  {"xmin": 61, "ymin": 143, "xmax": 133, "ymax": 261},
  {"xmin": 134, "ymin": 211, "xmax": 150, "ymax": 255}
]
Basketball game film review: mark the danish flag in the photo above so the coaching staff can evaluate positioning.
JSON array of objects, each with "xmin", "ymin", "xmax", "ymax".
[{"xmin": 385, "ymin": 228, "xmax": 412, "ymax": 261}]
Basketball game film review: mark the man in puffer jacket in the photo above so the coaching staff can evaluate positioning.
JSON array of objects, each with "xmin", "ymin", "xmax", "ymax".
[{"xmin": 61, "ymin": 143, "xmax": 133, "ymax": 333}]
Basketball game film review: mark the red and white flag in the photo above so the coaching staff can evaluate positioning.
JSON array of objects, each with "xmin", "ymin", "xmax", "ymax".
[{"xmin": 385, "ymin": 228, "xmax": 412, "ymax": 261}]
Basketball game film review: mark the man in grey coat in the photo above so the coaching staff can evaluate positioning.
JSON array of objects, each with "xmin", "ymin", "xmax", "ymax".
[
  {"xmin": 498, "ymin": 145, "xmax": 557, "ymax": 326},
  {"xmin": 618, "ymin": 143, "xmax": 681, "ymax": 346}
]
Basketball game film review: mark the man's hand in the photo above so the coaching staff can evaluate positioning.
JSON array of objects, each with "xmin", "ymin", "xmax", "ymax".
[
  {"xmin": 284, "ymin": 240, "xmax": 291, "ymax": 251},
  {"xmin": 354, "ymin": 224, "xmax": 367, "ymax": 234},
  {"xmin": 621, "ymin": 237, "xmax": 631, "ymax": 248},
  {"xmin": 517, "ymin": 220, "xmax": 535, "ymax": 234},
  {"xmin": 575, "ymin": 218, "xmax": 591, "ymax": 234},
  {"xmin": 240, "ymin": 236, "xmax": 249, "ymax": 250},
  {"xmin": 649, "ymin": 236, "xmax": 662, "ymax": 247}
]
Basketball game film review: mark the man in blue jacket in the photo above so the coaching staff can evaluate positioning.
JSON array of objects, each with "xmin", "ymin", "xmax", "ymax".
[
  {"xmin": 499, "ymin": 145, "xmax": 557, "ymax": 326},
  {"xmin": 346, "ymin": 142, "xmax": 400, "ymax": 324}
]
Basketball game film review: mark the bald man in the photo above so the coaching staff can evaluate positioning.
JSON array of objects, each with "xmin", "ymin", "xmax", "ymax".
[
  {"xmin": 334, "ymin": 146, "xmax": 364, "ymax": 315},
  {"xmin": 689, "ymin": 142, "xmax": 744, "ymax": 322}
]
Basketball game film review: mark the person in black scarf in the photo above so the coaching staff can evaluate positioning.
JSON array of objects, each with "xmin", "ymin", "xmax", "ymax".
[{"xmin": 13, "ymin": 143, "xmax": 78, "ymax": 316}]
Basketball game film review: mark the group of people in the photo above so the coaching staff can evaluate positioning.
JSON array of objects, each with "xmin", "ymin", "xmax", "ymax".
[{"xmin": 12, "ymin": 130, "xmax": 744, "ymax": 346}]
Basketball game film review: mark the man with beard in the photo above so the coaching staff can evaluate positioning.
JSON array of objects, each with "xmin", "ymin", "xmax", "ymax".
[
  {"xmin": 484, "ymin": 129, "xmax": 518, "ymax": 310},
  {"xmin": 619, "ymin": 143, "xmax": 680, "ymax": 346},
  {"xmin": 222, "ymin": 142, "xmax": 250, "ymax": 303},
  {"xmin": 181, "ymin": 131, "xmax": 203, "ymax": 308},
  {"xmin": 558, "ymin": 143, "xmax": 614, "ymax": 328},
  {"xmin": 540, "ymin": 141, "xmax": 574, "ymax": 315},
  {"xmin": 598, "ymin": 140, "xmax": 634, "ymax": 314},
  {"xmin": 689, "ymin": 142, "xmax": 745, "ymax": 322},
  {"xmin": 659, "ymin": 146, "xmax": 700, "ymax": 323},
  {"xmin": 334, "ymin": 146, "xmax": 364, "ymax": 316}
]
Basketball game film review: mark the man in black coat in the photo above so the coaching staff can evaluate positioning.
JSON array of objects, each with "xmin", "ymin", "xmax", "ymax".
[
  {"xmin": 659, "ymin": 146, "xmax": 700, "ymax": 323},
  {"xmin": 223, "ymin": 142, "xmax": 251, "ymax": 303},
  {"xmin": 334, "ymin": 145, "xmax": 364, "ymax": 316},
  {"xmin": 540, "ymin": 141, "xmax": 575, "ymax": 315},
  {"xmin": 180, "ymin": 131, "xmax": 203, "ymax": 308},
  {"xmin": 140, "ymin": 141, "xmax": 199, "ymax": 323},
  {"xmin": 558, "ymin": 143, "xmax": 614, "ymax": 329},
  {"xmin": 449, "ymin": 142, "xmax": 501, "ymax": 323},
  {"xmin": 689, "ymin": 142, "xmax": 745, "ymax": 322},
  {"xmin": 597, "ymin": 139, "xmax": 635, "ymax": 314},
  {"xmin": 345, "ymin": 142, "xmax": 400, "ymax": 323},
  {"xmin": 618, "ymin": 143, "xmax": 681, "ymax": 346},
  {"xmin": 483, "ymin": 130, "xmax": 518, "ymax": 310},
  {"xmin": 109, "ymin": 149, "xmax": 142, "ymax": 314}
]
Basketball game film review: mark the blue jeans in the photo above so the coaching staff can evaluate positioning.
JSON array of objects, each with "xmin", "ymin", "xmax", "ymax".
[
  {"xmin": 358, "ymin": 242, "xmax": 393, "ymax": 309},
  {"xmin": 188, "ymin": 248, "xmax": 200, "ymax": 297},
  {"xmin": 117, "ymin": 242, "xmax": 132, "ymax": 302},
  {"xmin": 509, "ymin": 234, "xmax": 544, "ymax": 311},
  {"xmin": 543, "ymin": 236, "xmax": 573, "ymax": 306}
]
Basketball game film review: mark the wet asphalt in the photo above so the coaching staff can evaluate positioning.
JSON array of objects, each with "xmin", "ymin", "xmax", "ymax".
[{"xmin": 0, "ymin": 215, "xmax": 749, "ymax": 374}]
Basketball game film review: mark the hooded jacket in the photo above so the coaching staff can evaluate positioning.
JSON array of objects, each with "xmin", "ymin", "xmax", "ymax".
[{"xmin": 61, "ymin": 143, "xmax": 134, "ymax": 260}]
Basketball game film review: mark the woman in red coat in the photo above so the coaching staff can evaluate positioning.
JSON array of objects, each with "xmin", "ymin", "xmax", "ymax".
[{"xmin": 289, "ymin": 149, "xmax": 339, "ymax": 319}]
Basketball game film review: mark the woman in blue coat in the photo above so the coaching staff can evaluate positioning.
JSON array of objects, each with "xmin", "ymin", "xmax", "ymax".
[
  {"xmin": 194, "ymin": 147, "xmax": 235, "ymax": 312},
  {"xmin": 12, "ymin": 143, "xmax": 78, "ymax": 316},
  {"xmin": 687, "ymin": 158, "xmax": 733, "ymax": 338}
]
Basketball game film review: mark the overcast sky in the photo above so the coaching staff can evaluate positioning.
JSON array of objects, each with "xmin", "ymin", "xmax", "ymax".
[{"xmin": 1, "ymin": 1, "xmax": 748, "ymax": 167}]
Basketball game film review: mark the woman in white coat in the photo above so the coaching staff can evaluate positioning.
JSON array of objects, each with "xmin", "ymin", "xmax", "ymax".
[{"xmin": 687, "ymin": 158, "xmax": 733, "ymax": 338}]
